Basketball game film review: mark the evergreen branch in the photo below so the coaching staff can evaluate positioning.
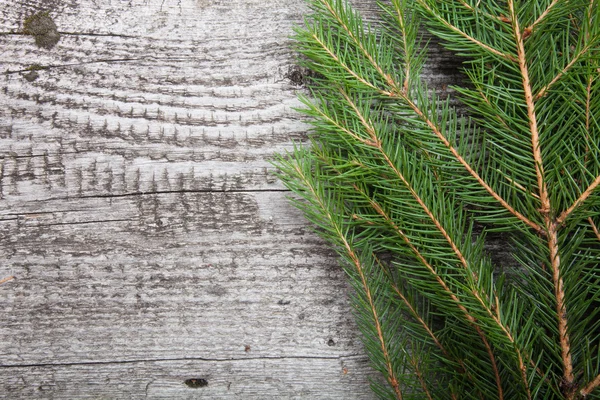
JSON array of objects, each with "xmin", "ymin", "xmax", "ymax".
[
  {"xmin": 534, "ymin": 43, "xmax": 596, "ymax": 101},
  {"xmin": 308, "ymin": 4, "xmax": 543, "ymax": 233},
  {"xmin": 415, "ymin": 0, "xmax": 517, "ymax": 62},
  {"xmin": 457, "ymin": 0, "xmax": 511, "ymax": 23},
  {"xmin": 524, "ymin": 0, "xmax": 560, "ymax": 37},
  {"xmin": 580, "ymin": 373, "xmax": 600, "ymax": 397},
  {"xmin": 326, "ymin": 158, "xmax": 486, "ymax": 393},
  {"xmin": 589, "ymin": 217, "xmax": 600, "ymax": 242},
  {"xmin": 339, "ymin": 87, "xmax": 473, "ymax": 276},
  {"xmin": 318, "ymin": 0, "xmax": 401, "ymax": 92},
  {"xmin": 408, "ymin": 354, "xmax": 434, "ymax": 400},
  {"xmin": 556, "ymin": 175, "xmax": 600, "ymax": 225},
  {"xmin": 281, "ymin": 0, "xmax": 600, "ymax": 397},
  {"xmin": 507, "ymin": 0, "xmax": 575, "ymax": 392},
  {"xmin": 290, "ymin": 162, "xmax": 405, "ymax": 399},
  {"xmin": 349, "ymin": 176, "xmax": 505, "ymax": 397},
  {"xmin": 338, "ymin": 88, "xmax": 533, "ymax": 395},
  {"xmin": 398, "ymin": 92, "xmax": 544, "ymax": 233},
  {"xmin": 368, "ymin": 194, "xmax": 505, "ymax": 399}
]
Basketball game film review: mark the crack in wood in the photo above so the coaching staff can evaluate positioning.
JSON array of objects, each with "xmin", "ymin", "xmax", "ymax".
[
  {"xmin": 49, "ymin": 188, "xmax": 291, "ymax": 201},
  {"xmin": 0, "ymin": 354, "xmax": 367, "ymax": 369}
]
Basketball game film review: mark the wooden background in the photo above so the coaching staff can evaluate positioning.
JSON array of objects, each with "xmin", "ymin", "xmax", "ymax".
[{"xmin": 0, "ymin": 0, "xmax": 459, "ymax": 398}]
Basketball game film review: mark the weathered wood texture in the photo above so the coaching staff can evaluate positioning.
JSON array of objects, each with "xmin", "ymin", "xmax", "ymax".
[
  {"xmin": 0, "ymin": 0, "xmax": 388, "ymax": 398},
  {"xmin": 0, "ymin": 0, "xmax": 464, "ymax": 398}
]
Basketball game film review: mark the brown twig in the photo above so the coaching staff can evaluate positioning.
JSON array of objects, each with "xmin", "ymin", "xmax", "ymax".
[
  {"xmin": 507, "ymin": 0, "xmax": 575, "ymax": 394},
  {"xmin": 292, "ymin": 164, "xmax": 404, "ymax": 400},
  {"xmin": 588, "ymin": 218, "xmax": 600, "ymax": 242},
  {"xmin": 580, "ymin": 374, "xmax": 600, "ymax": 397},
  {"xmin": 524, "ymin": 0, "xmax": 560, "ymax": 36},
  {"xmin": 556, "ymin": 175, "xmax": 600, "ymax": 225}
]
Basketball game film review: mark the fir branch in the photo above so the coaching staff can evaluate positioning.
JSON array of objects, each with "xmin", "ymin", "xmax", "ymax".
[
  {"xmin": 556, "ymin": 175, "xmax": 600, "ymax": 225},
  {"xmin": 581, "ymin": 373, "xmax": 600, "ymax": 397},
  {"xmin": 288, "ymin": 160, "xmax": 405, "ymax": 399},
  {"xmin": 277, "ymin": 0, "xmax": 600, "ymax": 397},
  {"xmin": 524, "ymin": 0, "xmax": 561, "ymax": 37},
  {"xmin": 534, "ymin": 43, "xmax": 598, "ymax": 101},
  {"xmin": 338, "ymin": 86, "xmax": 532, "ymax": 395},
  {"xmin": 307, "ymin": 1, "xmax": 545, "ymax": 233},
  {"xmin": 507, "ymin": 0, "xmax": 575, "ymax": 391},
  {"xmin": 415, "ymin": 0, "xmax": 517, "ymax": 62},
  {"xmin": 358, "ymin": 187, "xmax": 505, "ymax": 398},
  {"xmin": 398, "ymin": 91, "xmax": 543, "ymax": 233}
]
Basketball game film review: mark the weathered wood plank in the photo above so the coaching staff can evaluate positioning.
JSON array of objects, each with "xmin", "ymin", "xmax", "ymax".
[
  {"xmin": 0, "ymin": 356, "xmax": 374, "ymax": 399},
  {"xmin": 0, "ymin": 192, "xmax": 362, "ymax": 363},
  {"xmin": 0, "ymin": 0, "xmax": 382, "ymax": 398},
  {"xmin": 0, "ymin": 0, "xmax": 467, "ymax": 397}
]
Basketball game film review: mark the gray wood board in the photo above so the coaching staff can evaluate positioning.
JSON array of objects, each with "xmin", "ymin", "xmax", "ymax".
[
  {"xmin": 0, "ymin": 0, "xmax": 464, "ymax": 398},
  {"xmin": 0, "ymin": 0, "xmax": 386, "ymax": 398}
]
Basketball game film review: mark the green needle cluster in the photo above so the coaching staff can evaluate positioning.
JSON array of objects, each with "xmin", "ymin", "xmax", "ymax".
[{"xmin": 274, "ymin": 0, "xmax": 600, "ymax": 399}]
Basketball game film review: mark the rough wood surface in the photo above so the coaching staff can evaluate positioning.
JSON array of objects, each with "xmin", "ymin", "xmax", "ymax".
[
  {"xmin": 0, "ymin": 0, "xmax": 388, "ymax": 398},
  {"xmin": 0, "ymin": 0, "xmax": 464, "ymax": 398}
]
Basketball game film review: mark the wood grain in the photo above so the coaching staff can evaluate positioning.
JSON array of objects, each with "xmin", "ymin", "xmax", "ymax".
[
  {"xmin": 0, "ymin": 0, "xmax": 466, "ymax": 398},
  {"xmin": 0, "ymin": 0, "xmax": 385, "ymax": 398}
]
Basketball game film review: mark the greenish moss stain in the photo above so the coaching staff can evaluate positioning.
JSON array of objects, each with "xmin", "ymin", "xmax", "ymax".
[
  {"xmin": 22, "ymin": 11, "xmax": 51, "ymax": 35},
  {"xmin": 22, "ymin": 11, "xmax": 60, "ymax": 49},
  {"xmin": 26, "ymin": 64, "xmax": 47, "ymax": 71}
]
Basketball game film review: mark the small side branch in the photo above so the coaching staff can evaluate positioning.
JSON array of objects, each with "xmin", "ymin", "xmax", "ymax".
[
  {"xmin": 457, "ymin": 0, "xmax": 511, "ymax": 23},
  {"xmin": 408, "ymin": 354, "xmax": 434, "ymax": 400},
  {"xmin": 580, "ymin": 374, "xmax": 600, "ymax": 397},
  {"xmin": 534, "ymin": 44, "xmax": 594, "ymax": 101},
  {"xmin": 556, "ymin": 175, "xmax": 600, "ymax": 225},
  {"xmin": 415, "ymin": 0, "xmax": 517, "ymax": 62},
  {"xmin": 524, "ymin": 0, "xmax": 560, "ymax": 36},
  {"xmin": 291, "ymin": 164, "xmax": 404, "ymax": 400},
  {"xmin": 588, "ymin": 218, "xmax": 600, "ymax": 242}
]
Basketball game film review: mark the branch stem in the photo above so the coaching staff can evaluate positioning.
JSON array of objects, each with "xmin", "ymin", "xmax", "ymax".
[
  {"xmin": 581, "ymin": 374, "xmax": 600, "ymax": 397},
  {"xmin": 507, "ymin": 0, "xmax": 574, "ymax": 391},
  {"xmin": 309, "ymin": 5, "xmax": 543, "ymax": 233},
  {"xmin": 292, "ymin": 163, "xmax": 404, "ymax": 400}
]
